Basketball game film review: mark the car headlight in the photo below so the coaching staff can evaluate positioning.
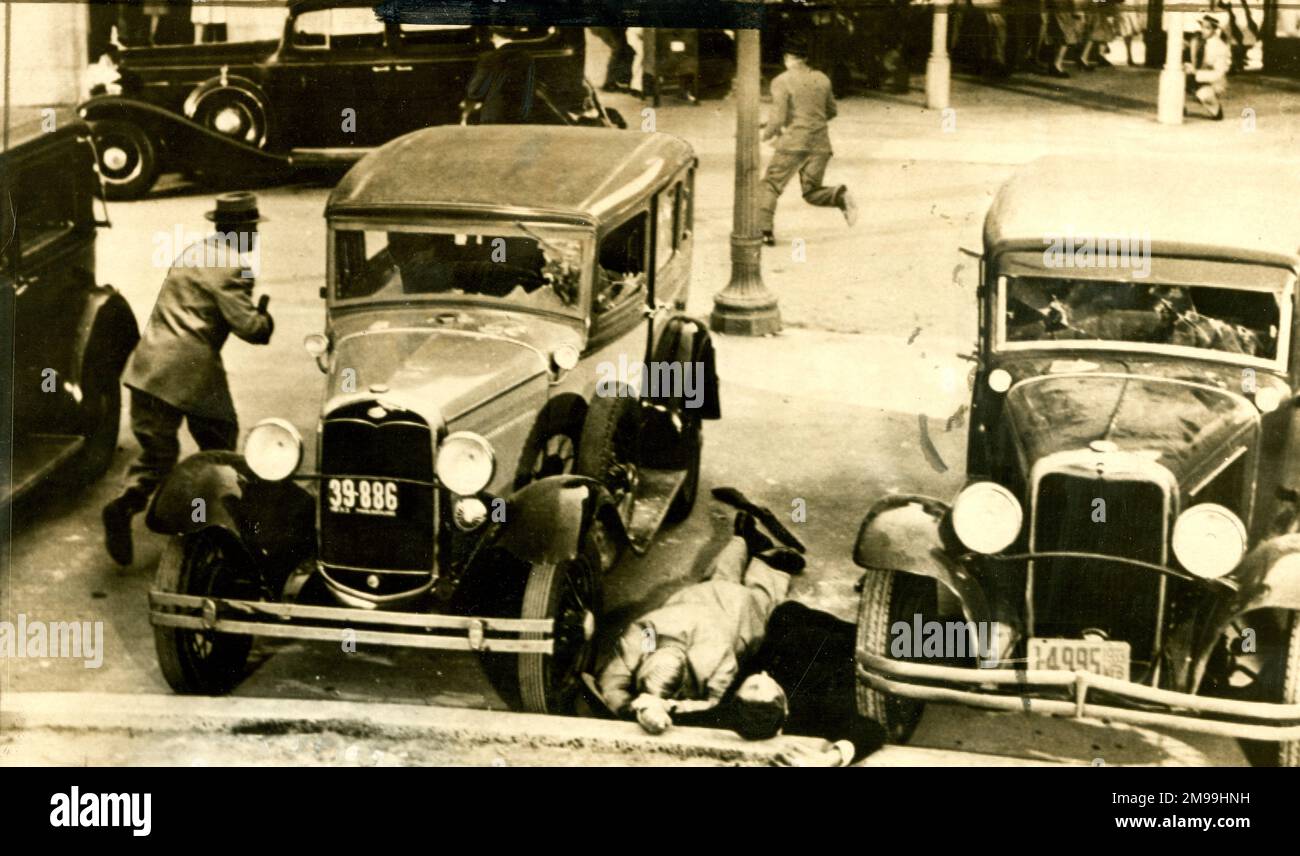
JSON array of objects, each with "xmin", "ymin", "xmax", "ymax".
[
  {"xmin": 244, "ymin": 418, "xmax": 303, "ymax": 481},
  {"xmin": 951, "ymin": 482, "xmax": 1023, "ymax": 554},
  {"xmin": 1172, "ymin": 503, "xmax": 1246, "ymax": 579},
  {"xmin": 436, "ymin": 432, "xmax": 495, "ymax": 495}
]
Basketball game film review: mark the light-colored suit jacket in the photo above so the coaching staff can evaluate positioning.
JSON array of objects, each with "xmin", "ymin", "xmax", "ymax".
[{"xmin": 123, "ymin": 240, "xmax": 272, "ymax": 421}]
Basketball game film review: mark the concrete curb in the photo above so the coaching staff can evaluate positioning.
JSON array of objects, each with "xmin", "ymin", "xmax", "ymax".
[
  {"xmin": 0, "ymin": 691, "xmax": 826, "ymax": 764},
  {"xmin": 0, "ymin": 692, "xmax": 1056, "ymax": 765}
]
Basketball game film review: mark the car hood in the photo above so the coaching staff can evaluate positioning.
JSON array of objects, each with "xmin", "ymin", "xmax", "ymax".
[
  {"xmin": 325, "ymin": 327, "xmax": 549, "ymax": 426},
  {"xmin": 1003, "ymin": 373, "xmax": 1259, "ymax": 482}
]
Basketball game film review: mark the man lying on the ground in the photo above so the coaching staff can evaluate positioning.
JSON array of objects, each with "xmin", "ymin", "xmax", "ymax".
[
  {"xmin": 595, "ymin": 512, "xmax": 804, "ymax": 734},
  {"xmin": 675, "ymin": 600, "xmax": 887, "ymax": 767}
]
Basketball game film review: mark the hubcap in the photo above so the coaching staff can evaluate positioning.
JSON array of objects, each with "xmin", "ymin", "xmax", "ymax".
[
  {"xmin": 103, "ymin": 146, "xmax": 128, "ymax": 171},
  {"xmin": 214, "ymin": 107, "xmax": 243, "ymax": 135}
]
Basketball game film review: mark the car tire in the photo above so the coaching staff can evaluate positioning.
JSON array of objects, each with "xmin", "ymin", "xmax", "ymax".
[
  {"xmin": 153, "ymin": 532, "xmax": 255, "ymax": 695},
  {"xmin": 69, "ymin": 375, "xmax": 121, "ymax": 483},
  {"xmin": 664, "ymin": 415, "xmax": 701, "ymax": 525},
  {"xmin": 516, "ymin": 526, "xmax": 604, "ymax": 715},
  {"xmin": 1271, "ymin": 612, "xmax": 1300, "ymax": 767},
  {"xmin": 89, "ymin": 119, "xmax": 160, "ymax": 200},
  {"xmin": 855, "ymin": 568, "xmax": 932, "ymax": 743},
  {"xmin": 575, "ymin": 391, "xmax": 641, "ymax": 488}
]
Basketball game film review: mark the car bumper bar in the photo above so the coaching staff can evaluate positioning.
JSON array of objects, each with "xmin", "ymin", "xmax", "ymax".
[
  {"xmin": 856, "ymin": 651, "xmax": 1300, "ymax": 741},
  {"xmin": 150, "ymin": 592, "xmax": 555, "ymax": 654}
]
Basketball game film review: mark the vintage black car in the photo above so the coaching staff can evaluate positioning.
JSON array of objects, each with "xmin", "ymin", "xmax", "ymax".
[
  {"xmin": 854, "ymin": 157, "xmax": 1300, "ymax": 765},
  {"xmin": 144, "ymin": 125, "xmax": 718, "ymax": 714},
  {"xmin": 0, "ymin": 109, "xmax": 139, "ymax": 508},
  {"xmin": 78, "ymin": 0, "xmax": 621, "ymax": 200}
]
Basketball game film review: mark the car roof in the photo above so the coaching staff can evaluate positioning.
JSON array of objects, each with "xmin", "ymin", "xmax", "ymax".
[
  {"xmin": 327, "ymin": 126, "xmax": 696, "ymax": 227},
  {"xmin": 985, "ymin": 156, "xmax": 1300, "ymax": 267},
  {"xmin": 1, "ymin": 108, "xmax": 88, "ymax": 155}
]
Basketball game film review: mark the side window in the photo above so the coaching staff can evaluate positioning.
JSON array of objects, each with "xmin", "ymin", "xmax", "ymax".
[
  {"xmin": 680, "ymin": 171, "xmax": 694, "ymax": 243},
  {"xmin": 398, "ymin": 23, "xmax": 476, "ymax": 49},
  {"xmin": 290, "ymin": 8, "xmax": 385, "ymax": 51},
  {"xmin": 594, "ymin": 212, "xmax": 647, "ymax": 316},
  {"xmin": 13, "ymin": 161, "xmax": 80, "ymax": 259},
  {"xmin": 656, "ymin": 184, "xmax": 679, "ymax": 269}
]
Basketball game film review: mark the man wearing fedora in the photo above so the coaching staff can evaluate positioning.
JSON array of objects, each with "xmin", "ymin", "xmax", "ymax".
[{"xmin": 102, "ymin": 192, "xmax": 273, "ymax": 566}]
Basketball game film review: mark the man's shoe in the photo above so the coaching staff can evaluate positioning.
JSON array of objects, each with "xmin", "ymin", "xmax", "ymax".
[
  {"xmin": 756, "ymin": 547, "xmax": 806, "ymax": 575},
  {"xmin": 761, "ymin": 231, "xmax": 776, "ymax": 247},
  {"xmin": 735, "ymin": 511, "xmax": 776, "ymax": 559},
  {"xmin": 839, "ymin": 188, "xmax": 859, "ymax": 227},
  {"xmin": 102, "ymin": 496, "xmax": 138, "ymax": 566},
  {"xmin": 1212, "ymin": 107, "xmax": 1224, "ymax": 121}
]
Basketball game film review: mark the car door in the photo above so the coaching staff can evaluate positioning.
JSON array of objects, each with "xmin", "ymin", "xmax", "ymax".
[
  {"xmin": 392, "ymin": 22, "xmax": 483, "ymax": 128},
  {"xmin": 586, "ymin": 210, "xmax": 652, "ymax": 395},
  {"xmin": 270, "ymin": 6, "xmax": 397, "ymax": 148}
]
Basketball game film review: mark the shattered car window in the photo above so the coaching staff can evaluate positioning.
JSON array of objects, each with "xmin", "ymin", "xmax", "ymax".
[
  {"xmin": 1001, "ymin": 277, "xmax": 1285, "ymax": 363},
  {"xmin": 333, "ymin": 225, "xmax": 585, "ymax": 316}
]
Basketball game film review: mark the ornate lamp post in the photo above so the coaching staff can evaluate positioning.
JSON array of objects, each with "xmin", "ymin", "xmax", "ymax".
[
  {"xmin": 1157, "ymin": 9, "xmax": 1187, "ymax": 124},
  {"xmin": 926, "ymin": 0, "xmax": 951, "ymax": 110},
  {"xmin": 710, "ymin": 15, "xmax": 781, "ymax": 336}
]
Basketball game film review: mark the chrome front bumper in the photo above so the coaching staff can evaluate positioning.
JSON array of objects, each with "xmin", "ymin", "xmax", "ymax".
[
  {"xmin": 150, "ymin": 592, "xmax": 554, "ymax": 654},
  {"xmin": 857, "ymin": 651, "xmax": 1300, "ymax": 741}
]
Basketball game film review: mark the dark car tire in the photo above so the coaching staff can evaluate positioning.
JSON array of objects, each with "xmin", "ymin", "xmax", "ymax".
[
  {"xmin": 1272, "ymin": 612, "xmax": 1300, "ymax": 767},
  {"xmin": 153, "ymin": 532, "xmax": 255, "ymax": 695},
  {"xmin": 664, "ymin": 416, "xmax": 702, "ymax": 525},
  {"xmin": 855, "ymin": 568, "xmax": 933, "ymax": 743},
  {"xmin": 90, "ymin": 119, "xmax": 161, "ymax": 200},
  {"xmin": 69, "ymin": 377, "xmax": 121, "ymax": 483},
  {"xmin": 517, "ymin": 528, "xmax": 604, "ymax": 715},
  {"xmin": 575, "ymin": 392, "xmax": 641, "ymax": 488},
  {"xmin": 190, "ymin": 87, "xmax": 270, "ymax": 149}
]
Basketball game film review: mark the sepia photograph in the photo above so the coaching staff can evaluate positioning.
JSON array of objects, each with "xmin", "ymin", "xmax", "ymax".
[{"xmin": 0, "ymin": 0, "xmax": 1297, "ymax": 799}]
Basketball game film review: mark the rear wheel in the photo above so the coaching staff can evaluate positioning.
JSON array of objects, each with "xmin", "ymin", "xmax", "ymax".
[
  {"xmin": 90, "ymin": 119, "xmax": 160, "ymax": 200},
  {"xmin": 153, "ymin": 532, "xmax": 257, "ymax": 695},
  {"xmin": 517, "ymin": 528, "xmax": 603, "ymax": 715},
  {"xmin": 855, "ymin": 568, "xmax": 935, "ymax": 743}
]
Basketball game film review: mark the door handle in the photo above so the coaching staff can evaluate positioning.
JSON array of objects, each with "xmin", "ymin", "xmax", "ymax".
[
  {"xmin": 395, "ymin": 64, "xmax": 413, "ymax": 72},
  {"xmin": 371, "ymin": 65, "xmax": 391, "ymax": 72}
]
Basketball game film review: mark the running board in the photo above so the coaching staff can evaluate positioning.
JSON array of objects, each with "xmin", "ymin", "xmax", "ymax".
[
  {"xmin": 3, "ymin": 434, "xmax": 84, "ymax": 506},
  {"xmin": 626, "ymin": 468, "xmax": 687, "ymax": 555}
]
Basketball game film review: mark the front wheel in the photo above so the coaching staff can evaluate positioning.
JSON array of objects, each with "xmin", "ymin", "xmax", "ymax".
[
  {"xmin": 517, "ymin": 528, "xmax": 603, "ymax": 714},
  {"xmin": 153, "ymin": 532, "xmax": 256, "ymax": 695},
  {"xmin": 1265, "ymin": 613, "xmax": 1300, "ymax": 767},
  {"xmin": 855, "ymin": 568, "xmax": 935, "ymax": 743},
  {"xmin": 90, "ymin": 119, "xmax": 160, "ymax": 200}
]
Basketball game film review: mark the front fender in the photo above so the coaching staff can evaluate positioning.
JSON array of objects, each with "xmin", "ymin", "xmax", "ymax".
[
  {"xmin": 72, "ymin": 285, "xmax": 139, "ymax": 392},
  {"xmin": 79, "ymin": 96, "xmax": 289, "ymax": 176},
  {"xmin": 491, "ymin": 475, "xmax": 624, "ymax": 567},
  {"xmin": 649, "ymin": 315, "xmax": 721, "ymax": 420},
  {"xmin": 853, "ymin": 494, "xmax": 994, "ymax": 630},
  {"xmin": 145, "ymin": 451, "xmax": 315, "ymax": 573}
]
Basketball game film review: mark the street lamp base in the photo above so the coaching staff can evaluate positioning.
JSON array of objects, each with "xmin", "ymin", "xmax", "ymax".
[{"xmin": 710, "ymin": 298, "xmax": 782, "ymax": 336}]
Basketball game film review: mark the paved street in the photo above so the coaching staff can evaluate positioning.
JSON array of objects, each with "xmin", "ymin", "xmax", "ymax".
[{"xmin": 5, "ymin": 55, "xmax": 1292, "ymax": 765}]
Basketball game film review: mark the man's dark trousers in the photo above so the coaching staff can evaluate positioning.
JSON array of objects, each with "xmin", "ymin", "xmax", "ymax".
[{"xmin": 124, "ymin": 389, "xmax": 238, "ymax": 501}]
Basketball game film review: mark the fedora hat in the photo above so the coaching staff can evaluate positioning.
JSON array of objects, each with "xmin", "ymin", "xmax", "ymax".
[{"xmin": 205, "ymin": 191, "xmax": 265, "ymax": 224}]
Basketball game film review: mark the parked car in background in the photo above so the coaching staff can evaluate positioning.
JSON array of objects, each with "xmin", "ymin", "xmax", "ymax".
[
  {"xmin": 78, "ymin": 0, "xmax": 620, "ymax": 199},
  {"xmin": 854, "ymin": 156, "xmax": 1300, "ymax": 766},
  {"xmin": 144, "ymin": 125, "xmax": 718, "ymax": 716},
  {"xmin": 0, "ymin": 109, "xmax": 139, "ymax": 508}
]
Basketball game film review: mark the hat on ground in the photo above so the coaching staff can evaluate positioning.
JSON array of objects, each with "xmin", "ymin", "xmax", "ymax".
[{"xmin": 205, "ymin": 191, "xmax": 265, "ymax": 224}]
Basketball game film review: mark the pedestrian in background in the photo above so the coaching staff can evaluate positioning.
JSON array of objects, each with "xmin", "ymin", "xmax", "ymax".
[
  {"xmin": 102, "ymin": 193, "xmax": 273, "ymax": 566},
  {"xmin": 1115, "ymin": 0, "xmax": 1145, "ymax": 66},
  {"xmin": 591, "ymin": 26, "xmax": 634, "ymax": 92},
  {"xmin": 464, "ymin": 27, "xmax": 537, "ymax": 124},
  {"xmin": 1043, "ymin": 0, "xmax": 1082, "ymax": 77},
  {"xmin": 757, "ymin": 37, "xmax": 857, "ymax": 248},
  {"xmin": 1079, "ymin": 0, "xmax": 1118, "ymax": 69},
  {"xmin": 1184, "ymin": 14, "xmax": 1229, "ymax": 120}
]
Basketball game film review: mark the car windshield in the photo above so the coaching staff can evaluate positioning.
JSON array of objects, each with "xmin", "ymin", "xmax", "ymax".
[
  {"xmin": 332, "ymin": 223, "xmax": 587, "ymax": 317},
  {"xmin": 998, "ymin": 276, "xmax": 1292, "ymax": 368}
]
